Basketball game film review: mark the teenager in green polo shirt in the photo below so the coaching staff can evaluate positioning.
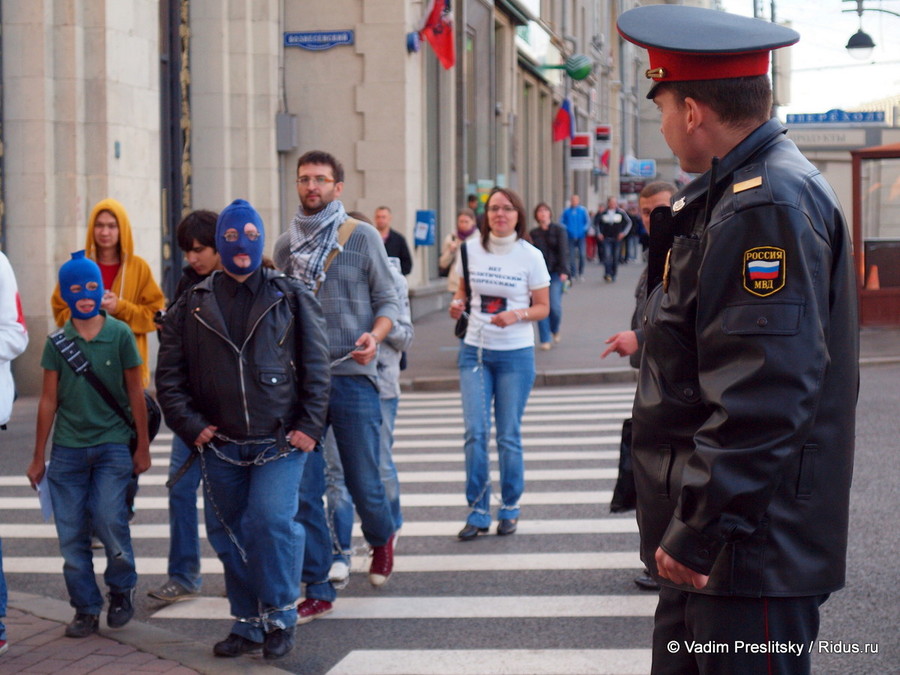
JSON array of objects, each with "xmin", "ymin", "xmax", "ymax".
[{"xmin": 27, "ymin": 251, "xmax": 150, "ymax": 638}]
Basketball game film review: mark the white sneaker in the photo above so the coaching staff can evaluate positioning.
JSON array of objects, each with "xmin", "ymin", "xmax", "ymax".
[{"xmin": 329, "ymin": 561, "xmax": 350, "ymax": 584}]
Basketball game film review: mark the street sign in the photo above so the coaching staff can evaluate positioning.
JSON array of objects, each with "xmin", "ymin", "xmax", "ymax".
[
  {"xmin": 570, "ymin": 132, "xmax": 593, "ymax": 171},
  {"xmin": 284, "ymin": 30, "xmax": 354, "ymax": 50},
  {"xmin": 786, "ymin": 109, "xmax": 885, "ymax": 125}
]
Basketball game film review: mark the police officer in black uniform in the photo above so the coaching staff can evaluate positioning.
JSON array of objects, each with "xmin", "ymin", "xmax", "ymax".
[{"xmin": 617, "ymin": 6, "xmax": 859, "ymax": 674}]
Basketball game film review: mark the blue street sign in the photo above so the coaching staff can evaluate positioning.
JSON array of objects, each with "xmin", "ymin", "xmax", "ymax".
[
  {"xmin": 786, "ymin": 109, "xmax": 885, "ymax": 125},
  {"xmin": 284, "ymin": 31, "xmax": 354, "ymax": 51},
  {"xmin": 414, "ymin": 210, "xmax": 436, "ymax": 246}
]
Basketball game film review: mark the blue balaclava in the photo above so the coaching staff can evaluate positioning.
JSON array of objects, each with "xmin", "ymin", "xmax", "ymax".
[
  {"xmin": 216, "ymin": 199, "xmax": 265, "ymax": 275},
  {"xmin": 59, "ymin": 250, "xmax": 104, "ymax": 319}
]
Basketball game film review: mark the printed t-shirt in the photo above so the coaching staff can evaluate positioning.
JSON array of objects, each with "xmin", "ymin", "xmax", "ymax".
[{"xmin": 456, "ymin": 238, "xmax": 550, "ymax": 350}]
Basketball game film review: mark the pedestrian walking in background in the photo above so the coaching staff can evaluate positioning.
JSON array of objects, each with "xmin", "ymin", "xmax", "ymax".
[
  {"xmin": 157, "ymin": 199, "xmax": 330, "ymax": 660},
  {"xmin": 147, "ymin": 209, "xmax": 221, "ymax": 605},
  {"xmin": 529, "ymin": 202, "xmax": 569, "ymax": 351},
  {"xmin": 560, "ymin": 194, "xmax": 590, "ymax": 280},
  {"xmin": 619, "ymin": 6, "xmax": 858, "ymax": 674},
  {"xmin": 27, "ymin": 252, "xmax": 150, "ymax": 639},
  {"xmin": 439, "ymin": 208, "xmax": 479, "ymax": 292},
  {"xmin": 594, "ymin": 197, "xmax": 631, "ymax": 282},
  {"xmin": 374, "ymin": 206, "xmax": 413, "ymax": 276},
  {"xmin": 448, "ymin": 187, "xmax": 549, "ymax": 540},
  {"xmin": 274, "ymin": 150, "xmax": 400, "ymax": 624},
  {"xmin": 51, "ymin": 198, "xmax": 165, "ymax": 388},
  {"xmin": 0, "ymin": 250, "xmax": 29, "ymax": 656}
]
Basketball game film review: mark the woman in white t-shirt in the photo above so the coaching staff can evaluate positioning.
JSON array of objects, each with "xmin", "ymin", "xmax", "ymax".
[{"xmin": 448, "ymin": 187, "xmax": 550, "ymax": 540}]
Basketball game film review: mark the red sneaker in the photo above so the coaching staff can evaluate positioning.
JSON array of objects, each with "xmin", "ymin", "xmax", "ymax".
[
  {"xmin": 296, "ymin": 598, "xmax": 333, "ymax": 625},
  {"xmin": 369, "ymin": 534, "xmax": 396, "ymax": 588}
]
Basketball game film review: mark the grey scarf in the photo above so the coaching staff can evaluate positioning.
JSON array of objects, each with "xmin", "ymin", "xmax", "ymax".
[{"xmin": 287, "ymin": 200, "xmax": 347, "ymax": 290}]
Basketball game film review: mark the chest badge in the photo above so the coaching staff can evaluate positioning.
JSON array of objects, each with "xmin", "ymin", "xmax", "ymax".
[{"xmin": 743, "ymin": 246, "xmax": 786, "ymax": 297}]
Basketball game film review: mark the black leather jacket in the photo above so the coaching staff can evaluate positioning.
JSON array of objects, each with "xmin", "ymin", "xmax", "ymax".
[
  {"xmin": 632, "ymin": 118, "xmax": 859, "ymax": 597},
  {"xmin": 156, "ymin": 268, "xmax": 330, "ymax": 445}
]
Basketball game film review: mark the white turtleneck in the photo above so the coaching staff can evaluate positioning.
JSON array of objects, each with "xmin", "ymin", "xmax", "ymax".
[{"xmin": 488, "ymin": 232, "xmax": 518, "ymax": 256}]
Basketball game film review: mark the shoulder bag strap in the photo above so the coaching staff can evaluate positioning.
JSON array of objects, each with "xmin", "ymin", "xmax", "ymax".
[
  {"xmin": 460, "ymin": 241, "xmax": 471, "ymax": 310},
  {"xmin": 315, "ymin": 217, "xmax": 360, "ymax": 295}
]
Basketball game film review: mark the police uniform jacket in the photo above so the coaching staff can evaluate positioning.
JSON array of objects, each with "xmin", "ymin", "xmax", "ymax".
[
  {"xmin": 632, "ymin": 118, "xmax": 859, "ymax": 597},
  {"xmin": 156, "ymin": 267, "xmax": 331, "ymax": 446}
]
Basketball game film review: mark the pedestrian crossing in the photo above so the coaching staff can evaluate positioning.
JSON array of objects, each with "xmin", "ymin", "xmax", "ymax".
[{"xmin": 2, "ymin": 384, "xmax": 655, "ymax": 674}]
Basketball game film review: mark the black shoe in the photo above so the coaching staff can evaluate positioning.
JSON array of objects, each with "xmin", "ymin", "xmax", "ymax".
[
  {"xmin": 458, "ymin": 523, "xmax": 489, "ymax": 541},
  {"xmin": 107, "ymin": 588, "xmax": 135, "ymax": 628},
  {"xmin": 263, "ymin": 627, "xmax": 295, "ymax": 660},
  {"xmin": 634, "ymin": 569, "xmax": 660, "ymax": 591},
  {"xmin": 65, "ymin": 613, "xmax": 99, "ymax": 638},
  {"xmin": 213, "ymin": 632, "xmax": 263, "ymax": 657},
  {"xmin": 497, "ymin": 518, "xmax": 518, "ymax": 536}
]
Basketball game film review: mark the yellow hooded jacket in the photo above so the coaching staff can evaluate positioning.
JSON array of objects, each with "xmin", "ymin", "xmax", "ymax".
[{"xmin": 51, "ymin": 198, "xmax": 166, "ymax": 387}]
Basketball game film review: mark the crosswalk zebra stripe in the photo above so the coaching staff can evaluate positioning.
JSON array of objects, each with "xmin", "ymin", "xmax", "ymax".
[
  {"xmin": 325, "ymin": 649, "xmax": 652, "ymax": 675},
  {"xmin": 0, "ymin": 518, "xmax": 636, "ymax": 540},
  {"xmin": 394, "ymin": 436, "xmax": 622, "ymax": 448},
  {"xmin": 151, "ymin": 595, "xmax": 657, "ymax": 620},
  {"xmin": 5, "ymin": 551, "xmax": 643, "ymax": 575},
  {"xmin": 393, "ymin": 423, "xmax": 625, "ymax": 435},
  {"xmin": 397, "ymin": 403, "xmax": 633, "ymax": 415},
  {"xmin": 0, "ymin": 489, "xmax": 615, "ymax": 512}
]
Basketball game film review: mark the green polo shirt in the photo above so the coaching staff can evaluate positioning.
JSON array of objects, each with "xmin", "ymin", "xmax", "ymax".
[{"xmin": 41, "ymin": 312, "xmax": 142, "ymax": 448}]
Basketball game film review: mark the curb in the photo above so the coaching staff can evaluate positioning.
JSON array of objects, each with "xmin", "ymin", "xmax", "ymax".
[{"xmin": 7, "ymin": 591, "xmax": 294, "ymax": 675}]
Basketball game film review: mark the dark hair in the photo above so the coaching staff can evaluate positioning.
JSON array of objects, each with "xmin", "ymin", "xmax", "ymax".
[
  {"xmin": 176, "ymin": 209, "xmax": 218, "ymax": 252},
  {"xmin": 297, "ymin": 150, "xmax": 344, "ymax": 184},
  {"xmin": 659, "ymin": 75, "xmax": 772, "ymax": 128},
  {"xmin": 467, "ymin": 193, "xmax": 478, "ymax": 203},
  {"xmin": 481, "ymin": 187, "xmax": 530, "ymax": 249},
  {"xmin": 375, "ymin": 206, "xmax": 391, "ymax": 214},
  {"xmin": 640, "ymin": 181, "xmax": 677, "ymax": 200},
  {"xmin": 533, "ymin": 202, "xmax": 553, "ymax": 221}
]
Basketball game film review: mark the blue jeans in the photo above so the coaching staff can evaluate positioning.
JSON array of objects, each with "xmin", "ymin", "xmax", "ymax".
[
  {"xmin": 457, "ymin": 344, "xmax": 535, "ymax": 528},
  {"xmin": 324, "ymin": 396, "xmax": 403, "ymax": 564},
  {"xmin": 568, "ymin": 236, "xmax": 585, "ymax": 278},
  {"xmin": 602, "ymin": 238, "xmax": 620, "ymax": 279},
  {"xmin": 167, "ymin": 435, "xmax": 202, "ymax": 591},
  {"xmin": 201, "ymin": 442, "xmax": 306, "ymax": 641},
  {"xmin": 297, "ymin": 375, "xmax": 394, "ymax": 602},
  {"xmin": 47, "ymin": 443, "xmax": 136, "ymax": 615},
  {"xmin": 537, "ymin": 274, "xmax": 564, "ymax": 344},
  {"xmin": 0, "ymin": 538, "xmax": 6, "ymax": 642}
]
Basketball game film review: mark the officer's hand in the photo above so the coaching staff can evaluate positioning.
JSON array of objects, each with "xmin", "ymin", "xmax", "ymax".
[
  {"xmin": 655, "ymin": 547, "xmax": 709, "ymax": 589},
  {"xmin": 601, "ymin": 331, "xmax": 638, "ymax": 359},
  {"xmin": 288, "ymin": 429, "xmax": 317, "ymax": 452}
]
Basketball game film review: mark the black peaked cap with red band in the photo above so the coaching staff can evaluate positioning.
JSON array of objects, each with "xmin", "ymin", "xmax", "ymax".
[{"xmin": 617, "ymin": 5, "xmax": 799, "ymax": 99}]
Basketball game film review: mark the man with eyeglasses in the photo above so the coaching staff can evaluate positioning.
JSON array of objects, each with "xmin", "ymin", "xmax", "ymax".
[
  {"xmin": 273, "ymin": 150, "xmax": 401, "ymax": 625},
  {"xmin": 156, "ymin": 199, "xmax": 330, "ymax": 660}
]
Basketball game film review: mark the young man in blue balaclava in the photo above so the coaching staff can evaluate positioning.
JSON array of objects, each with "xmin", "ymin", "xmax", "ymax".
[
  {"xmin": 156, "ymin": 199, "xmax": 330, "ymax": 661},
  {"xmin": 27, "ymin": 250, "xmax": 150, "ymax": 639}
]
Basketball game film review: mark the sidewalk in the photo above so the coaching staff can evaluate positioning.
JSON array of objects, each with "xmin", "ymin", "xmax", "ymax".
[{"xmin": 4, "ymin": 592, "xmax": 292, "ymax": 674}]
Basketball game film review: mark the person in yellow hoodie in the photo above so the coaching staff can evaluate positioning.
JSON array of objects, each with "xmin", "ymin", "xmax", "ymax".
[{"xmin": 52, "ymin": 198, "xmax": 165, "ymax": 387}]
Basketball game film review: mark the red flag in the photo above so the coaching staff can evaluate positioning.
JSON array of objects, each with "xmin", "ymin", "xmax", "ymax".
[
  {"xmin": 552, "ymin": 98, "xmax": 574, "ymax": 142},
  {"xmin": 420, "ymin": 0, "xmax": 455, "ymax": 69}
]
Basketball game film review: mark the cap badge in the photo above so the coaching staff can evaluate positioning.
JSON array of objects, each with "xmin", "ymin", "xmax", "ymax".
[
  {"xmin": 673, "ymin": 197, "xmax": 686, "ymax": 212},
  {"xmin": 743, "ymin": 246, "xmax": 785, "ymax": 297}
]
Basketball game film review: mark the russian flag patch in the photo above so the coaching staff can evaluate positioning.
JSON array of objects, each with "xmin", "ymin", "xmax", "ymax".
[{"xmin": 743, "ymin": 247, "xmax": 785, "ymax": 296}]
